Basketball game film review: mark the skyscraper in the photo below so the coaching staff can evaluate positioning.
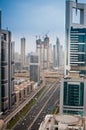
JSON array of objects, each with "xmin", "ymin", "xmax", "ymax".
[
  {"xmin": 56, "ymin": 37, "xmax": 60, "ymax": 68},
  {"xmin": 36, "ymin": 35, "xmax": 50, "ymax": 70},
  {"xmin": 36, "ymin": 38, "xmax": 43, "ymax": 70},
  {"xmin": 53, "ymin": 45, "xmax": 57, "ymax": 67},
  {"xmin": 49, "ymin": 44, "xmax": 53, "ymax": 68},
  {"xmin": 60, "ymin": 0, "xmax": 86, "ymax": 117},
  {"xmin": 60, "ymin": 75, "xmax": 86, "ymax": 116},
  {"xmin": 53, "ymin": 37, "xmax": 64, "ymax": 69},
  {"xmin": 0, "ymin": 11, "xmax": 15, "ymax": 113},
  {"xmin": 43, "ymin": 36, "xmax": 49, "ymax": 69},
  {"xmin": 21, "ymin": 37, "xmax": 26, "ymax": 68},
  {"xmin": 65, "ymin": 0, "xmax": 86, "ymax": 75},
  {"xmin": 30, "ymin": 53, "xmax": 40, "ymax": 82}
]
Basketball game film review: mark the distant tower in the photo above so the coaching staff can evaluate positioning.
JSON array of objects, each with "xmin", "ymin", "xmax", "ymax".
[
  {"xmin": 43, "ymin": 35, "xmax": 49, "ymax": 69},
  {"xmin": 21, "ymin": 37, "xmax": 26, "ymax": 68},
  {"xmin": 56, "ymin": 37, "xmax": 60, "ymax": 68},
  {"xmin": 36, "ymin": 35, "xmax": 50, "ymax": 70},
  {"xmin": 53, "ymin": 45, "xmax": 57, "ymax": 67},
  {"xmin": 49, "ymin": 44, "xmax": 53, "ymax": 68},
  {"xmin": 53, "ymin": 37, "xmax": 63, "ymax": 69},
  {"xmin": 36, "ymin": 38, "xmax": 43, "ymax": 70},
  {"xmin": 30, "ymin": 53, "xmax": 40, "ymax": 82}
]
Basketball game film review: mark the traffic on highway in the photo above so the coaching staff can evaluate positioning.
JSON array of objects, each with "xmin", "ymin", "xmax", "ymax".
[{"xmin": 13, "ymin": 81, "xmax": 60, "ymax": 130}]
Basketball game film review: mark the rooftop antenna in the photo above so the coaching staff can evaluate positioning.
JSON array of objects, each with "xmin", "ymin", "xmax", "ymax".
[{"xmin": 76, "ymin": 0, "xmax": 78, "ymax": 15}]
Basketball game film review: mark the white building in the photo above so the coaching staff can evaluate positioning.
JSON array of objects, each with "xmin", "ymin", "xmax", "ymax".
[{"xmin": 39, "ymin": 114, "xmax": 86, "ymax": 130}]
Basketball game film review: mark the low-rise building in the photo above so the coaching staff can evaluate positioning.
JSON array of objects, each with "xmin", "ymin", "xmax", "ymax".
[
  {"xmin": 14, "ymin": 80, "xmax": 34, "ymax": 104},
  {"xmin": 39, "ymin": 114, "xmax": 86, "ymax": 130}
]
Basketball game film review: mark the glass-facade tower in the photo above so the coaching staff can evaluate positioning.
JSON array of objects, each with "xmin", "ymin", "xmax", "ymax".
[
  {"xmin": 63, "ymin": 80, "xmax": 84, "ymax": 116},
  {"xmin": 30, "ymin": 53, "xmax": 40, "ymax": 82},
  {"xmin": 0, "ymin": 11, "xmax": 15, "ymax": 113},
  {"xmin": 1, "ymin": 30, "xmax": 15, "ymax": 113},
  {"xmin": 65, "ymin": 0, "xmax": 86, "ymax": 75},
  {"xmin": 60, "ymin": 0, "xmax": 86, "ymax": 117},
  {"xmin": 60, "ymin": 78, "xmax": 86, "ymax": 116},
  {"xmin": 70, "ymin": 28, "xmax": 86, "ymax": 74}
]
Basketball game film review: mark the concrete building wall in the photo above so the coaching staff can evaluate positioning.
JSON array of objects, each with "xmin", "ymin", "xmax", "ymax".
[{"xmin": 14, "ymin": 81, "xmax": 34, "ymax": 104}]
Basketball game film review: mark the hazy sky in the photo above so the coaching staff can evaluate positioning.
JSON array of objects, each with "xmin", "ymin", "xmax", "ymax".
[{"xmin": 0, "ymin": 0, "xmax": 86, "ymax": 54}]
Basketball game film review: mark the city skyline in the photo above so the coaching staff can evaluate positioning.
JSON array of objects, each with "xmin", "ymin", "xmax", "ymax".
[
  {"xmin": 0, "ymin": 0, "xmax": 65, "ymax": 54},
  {"xmin": 0, "ymin": 0, "xmax": 86, "ymax": 54},
  {"xmin": 1, "ymin": 0, "xmax": 86, "ymax": 129}
]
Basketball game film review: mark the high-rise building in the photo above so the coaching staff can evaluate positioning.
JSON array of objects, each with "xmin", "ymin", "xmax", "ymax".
[
  {"xmin": 53, "ymin": 45, "xmax": 57, "ymax": 67},
  {"xmin": 36, "ymin": 35, "xmax": 49, "ymax": 70},
  {"xmin": 65, "ymin": 0, "xmax": 86, "ymax": 75},
  {"xmin": 49, "ymin": 44, "xmax": 53, "ymax": 68},
  {"xmin": 60, "ymin": 0, "xmax": 86, "ymax": 117},
  {"xmin": 60, "ymin": 74, "xmax": 86, "ymax": 116},
  {"xmin": 56, "ymin": 37, "xmax": 60, "ymax": 68},
  {"xmin": 36, "ymin": 38, "xmax": 43, "ymax": 70},
  {"xmin": 21, "ymin": 37, "xmax": 26, "ymax": 68},
  {"xmin": 14, "ymin": 52, "xmax": 21, "ymax": 71},
  {"xmin": 0, "ymin": 11, "xmax": 15, "ymax": 113},
  {"xmin": 0, "ymin": 30, "xmax": 15, "ymax": 112},
  {"xmin": 30, "ymin": 53, "xmax": 40, "ymax": 82},
  {"xmin": 53, "ymin": 37, "xmax": 64, "ymax": 69},
  {"xmin": 43, "ymin": 36, "xmax": 49, "ymax": 69}
]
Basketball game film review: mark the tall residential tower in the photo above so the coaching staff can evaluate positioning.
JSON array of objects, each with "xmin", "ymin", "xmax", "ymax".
[
  {"xmin": 0, "ymin": 11, "xmax": 15, "ymax": 113},
  {"xmin": 21, "ymin": 37, "xmax": 26, "ymax": 69},
  {"xmin": 60, "ymin": 0, "xmax": 86, "ymax": 117},
  {"xmin": 65, "ymin": 0, "xmax": 86, "ymax": 75}
]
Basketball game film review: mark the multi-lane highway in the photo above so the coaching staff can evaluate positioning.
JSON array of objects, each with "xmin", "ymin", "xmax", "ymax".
[
  {"xmin": 13, "ymin": 81, "xmax": 60, "ymax": 130},
  {"xmin": 4, "ymin": 84, "xmax": 45, "ymax": 124}
]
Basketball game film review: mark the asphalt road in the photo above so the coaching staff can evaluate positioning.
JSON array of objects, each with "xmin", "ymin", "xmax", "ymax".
[
  {"xmin": 29, "ymin": 83, "xmax": 60, "ymax": 130},
  {"xmin": 13, "ymin": 81, "xmax": 60, "ymax": 130},
  {"xmin": 4, "ymin": 85, "xmax": 45, "ymax": 124}
]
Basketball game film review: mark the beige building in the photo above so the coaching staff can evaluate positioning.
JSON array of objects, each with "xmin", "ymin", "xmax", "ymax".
[
  {"xmin": 39, "ymin": 114, "xmax": 86, "ymax": 130},
  {"xmin": 14, "ymin": 80, "xmax": 34, "ymax": 104}
]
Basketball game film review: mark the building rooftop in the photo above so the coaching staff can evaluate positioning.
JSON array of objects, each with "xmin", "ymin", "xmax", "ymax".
[
  {"xmin": 14, "ymin": 80, "xmax": 34, "ymax": 91},
  {"xmin": 55, "ymin": 115, "xmax": 80, "ymax": 125},
  {"xmin": 64, "ymin": 71, "xmax": 86, "ymax": 81},
  {"xmin": 39, "ymin": 114, "xmax": 86, "ymax": 130}
]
